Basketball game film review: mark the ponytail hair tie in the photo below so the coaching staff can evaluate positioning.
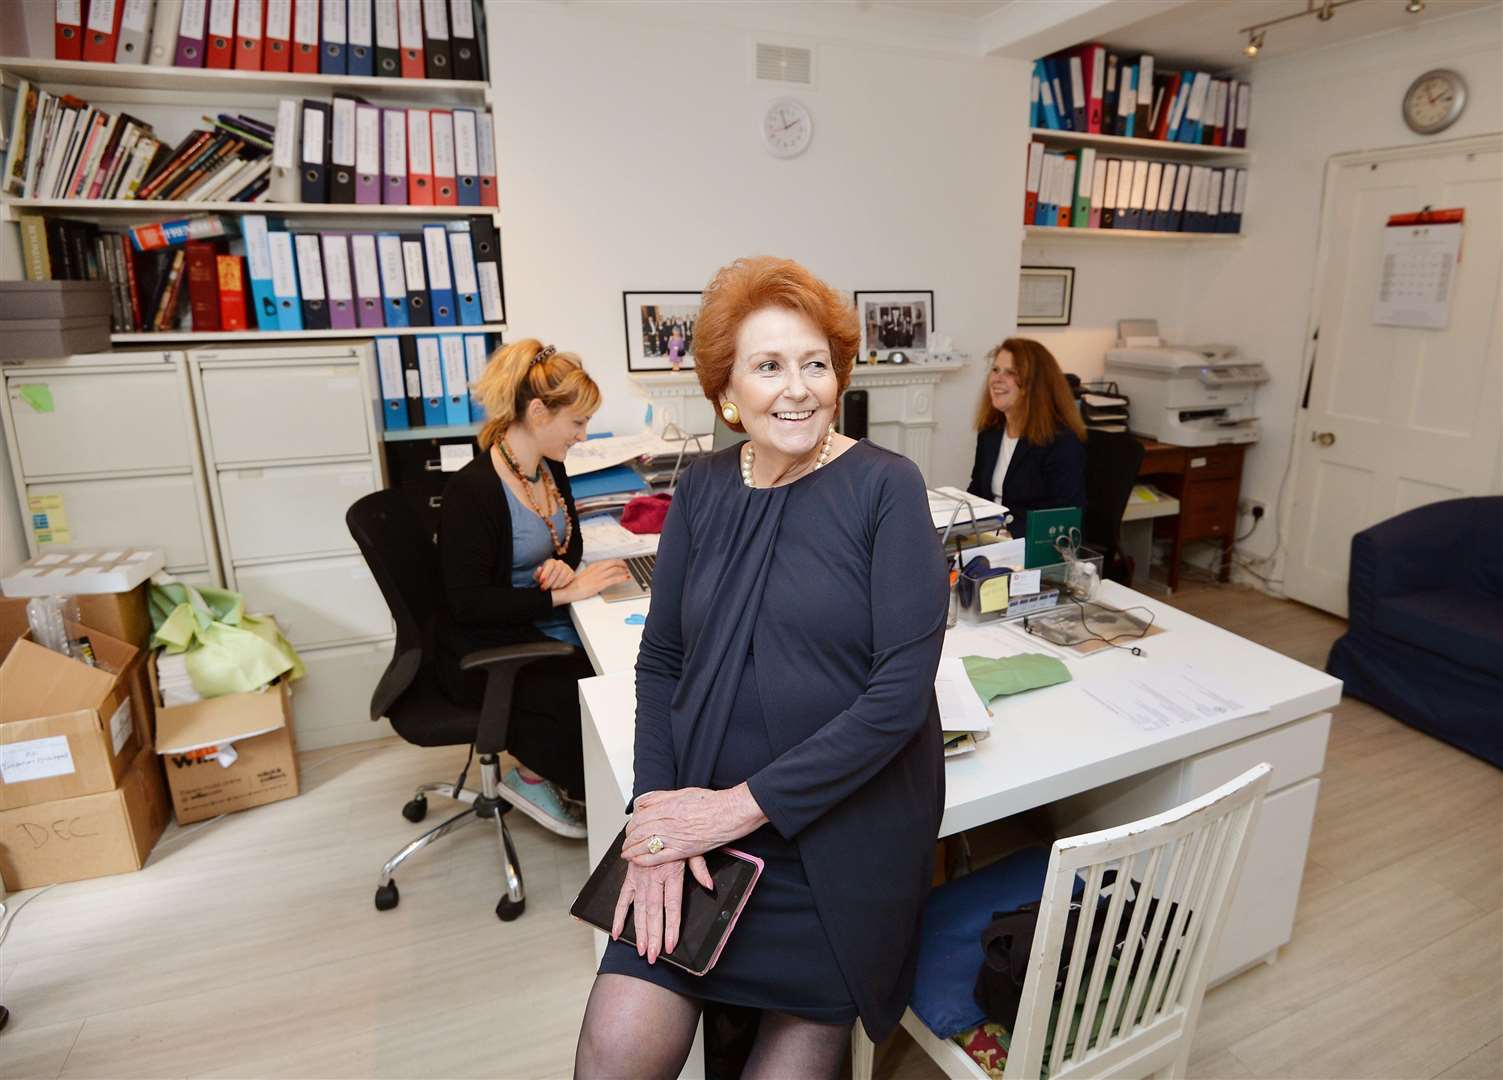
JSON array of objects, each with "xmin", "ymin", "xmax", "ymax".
[{"xmin": 532, "ymin": 344, "xmax": 556, "ymax": 366}]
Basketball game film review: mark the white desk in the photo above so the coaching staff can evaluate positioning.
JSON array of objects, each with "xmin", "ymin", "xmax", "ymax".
[{"xmin": 573, "ymin": 580, "xmax": 1341, "ymax": 1007}]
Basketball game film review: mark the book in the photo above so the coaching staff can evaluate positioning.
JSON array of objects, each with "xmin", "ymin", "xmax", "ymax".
[{"xmin": 128, "ymin": 215, "xmax": 230, "ymax": 252}]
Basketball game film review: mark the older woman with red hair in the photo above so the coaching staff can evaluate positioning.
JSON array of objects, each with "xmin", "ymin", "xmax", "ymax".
[{"xmin": 574, "ymin": 257, "xmax": 947, "ymax": 1079}]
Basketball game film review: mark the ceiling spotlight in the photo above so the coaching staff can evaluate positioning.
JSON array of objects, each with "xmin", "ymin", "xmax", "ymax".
[
  {"xmin": 1243, "ymin": 31, "xmax": 1265, "ymax": 57},
  {"xmin": 1406, "ymin": 0, "xmax": 1425, "ymax": 11}
]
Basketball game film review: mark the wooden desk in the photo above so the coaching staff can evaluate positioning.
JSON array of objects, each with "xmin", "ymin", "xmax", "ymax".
[{"xmin": 1136, "ymin": 439, "xmax": 1247, "ymax": 590}]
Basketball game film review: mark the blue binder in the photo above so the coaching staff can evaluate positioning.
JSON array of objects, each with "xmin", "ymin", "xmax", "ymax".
[
  {"xmin": 1036, "ymin": 61, "xmax": 1062, "ymax": 130},
  {"xmin": 422, "ymin": 224, "xmax": 457, "ymax": 327},
  {"xmin": 447, "ymin": 226, "xmax": 483, "ymax": 326},
  {"xmin": 1121, "ymin": 66, "xmax": 1137, "ymax": 138},
  {"xmin": 241, "ymin": 214, "xmax": 280, "ymax": 332},
  {"xmin": 320, "ymin": 0, "xmax": 347, "ymax": 74},
  {"xmin": 346, "ymin": 0, "xmax": 374, "ymax": 76},
  {"xmin": 416, "ymin": 336, "xmax": 447, "ymax": 426},
  {"xmin": 375, "ymin": 337, "xmax": 408, "ymax": 431},
  {"xmin": 440, "ymin": 334, "xmax": 471, "ymax": 426},
  {"xmin": 464, "ymin": 334, "xmax": 489, "ymax": 423},
  {"xmin": 267, "ymin": 228, "xmax": 302, "ymax": 331},
  {"xmin": 376, "ymin": 233, "xmax": 409, "ymax": 328}
]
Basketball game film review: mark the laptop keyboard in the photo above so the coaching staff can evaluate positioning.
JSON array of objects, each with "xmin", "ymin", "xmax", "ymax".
[{"xmin": 626, "ymin": 554, "xmax": 656, "ymax": 591}]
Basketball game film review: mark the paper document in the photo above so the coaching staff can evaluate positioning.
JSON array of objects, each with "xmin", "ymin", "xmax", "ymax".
[
  {"xmin": 929, "ymin": 486, "xmax": 1007, "ymax": 530},
  {"xmin": 935, "ymin": 656, "xmax": 992, "ymax": 732},
  {"xmin": 579, "ymin": 515, "xmax": 660, "ymax": 562},
  {"xmin": 1077, "ymin": 663, "xmax": 1264, "ymax": 733},
  {"xmin": 565, "ymin": 430, "xmax": 699, "ymax": 477}
]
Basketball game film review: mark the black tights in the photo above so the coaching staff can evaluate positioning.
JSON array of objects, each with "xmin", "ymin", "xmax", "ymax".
[{"xmin": 574, "ymin": 974, "xmax": 851, "ymax": 1080}]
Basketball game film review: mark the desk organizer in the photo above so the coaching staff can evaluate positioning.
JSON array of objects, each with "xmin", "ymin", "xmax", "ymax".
[{"xmin": 956, "ymin": 546, "xmax": 1104, "ymax": 624}]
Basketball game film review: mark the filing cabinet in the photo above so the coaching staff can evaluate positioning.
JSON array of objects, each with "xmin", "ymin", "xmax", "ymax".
[{"xmin": 383, "ymin": 433, "xmax": 481, "ymax": 542}]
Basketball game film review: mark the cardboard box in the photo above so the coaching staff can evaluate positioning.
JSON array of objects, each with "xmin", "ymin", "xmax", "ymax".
[
  {"xmin": 0, "ymin": 623, "xmax": 145, "ymax": 810},
  {"xmin": 0, "ymin": 583, "xmax": 153, "ymax": 654},
  {"xmin": 156, "ymin": 682, "xmax": 299, "ymax": 825},
  {"xmin": 0, "ymin": 745, "xmax": 169, "ymax": 890}
]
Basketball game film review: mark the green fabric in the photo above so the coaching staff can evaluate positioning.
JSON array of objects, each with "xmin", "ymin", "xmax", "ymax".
[
  {"xmin": 962, "ymin": 653, "xmax": 1071, "ymax": 704},
  {"xmin": 150, "ymin": 579, "xmax": 304, "ymax": 698}
]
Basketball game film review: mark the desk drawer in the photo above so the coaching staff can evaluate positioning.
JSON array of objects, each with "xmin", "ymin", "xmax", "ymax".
[
  {"xmin": 234, "ymin": 555, "xmax": 391, "ymax": 649},
  {"xmin": 1184, "ymin": 446, "xmax": 1242, "ymax": 482},
  {"xmin": 1179, "ymin": 478, "xmax": 1239, "ymax": 540},
  {"xmin": 218, "ymin": 462, "xmax": 376, "ymax": 562},
  {"xmin": 200, "ymin": 364, "xmax": 371, "ymax": 465},
  {"xmin": 1182, "ymin": 713, "xmax": 1330, "ymax": 797}
]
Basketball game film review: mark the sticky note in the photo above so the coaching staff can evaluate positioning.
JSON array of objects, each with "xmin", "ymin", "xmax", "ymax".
[
  {"xmin": 1010, "ymin": 569, "xmax": 1042, "ymax": 597},
  {"xmin": 27, "ymin": 494, "xmax": 64, "ymax": 512},
  {"xmin": 979, "ymin": 575, "xmax": 1009, "ymax": 614},
  {"xmin": 17, "ymin": 384, "xmax": 54, "ymax": 413}
]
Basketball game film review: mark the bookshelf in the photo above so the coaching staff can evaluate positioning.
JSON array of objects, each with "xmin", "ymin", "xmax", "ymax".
[
  {"xmin": 112, "ymin": 325, "xmax": 507, "ymax": 344},
  {"xmin": 1029, "ymin": 128, "xmax": 1249, "ymax": 162},
  {"xmin": 1024, "ymin": 225, "xmax": 1244, "ymax": 243},
  {"xmin": 1, "ymin": 199, "xmax": 486, "ymax": 220},
  {"xmin": 382, "ymin": 421, "xmax": 483, "ymax": 443}
]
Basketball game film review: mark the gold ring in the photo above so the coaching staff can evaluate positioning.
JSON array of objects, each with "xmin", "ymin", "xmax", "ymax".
[{"xmin": 647, "ymin": 835, "xmax": 665, "ymax": 855}]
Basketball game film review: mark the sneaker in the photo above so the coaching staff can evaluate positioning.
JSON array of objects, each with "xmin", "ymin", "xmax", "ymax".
[{"xmin": 499, "ymin": 768, "xmax": 587, "ymax": 839}]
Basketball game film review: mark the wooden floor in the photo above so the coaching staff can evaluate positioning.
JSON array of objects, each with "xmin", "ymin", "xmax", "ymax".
[{"xmin": 1, "ymin": 584, "xmax": 1498, "ymax": 1079}]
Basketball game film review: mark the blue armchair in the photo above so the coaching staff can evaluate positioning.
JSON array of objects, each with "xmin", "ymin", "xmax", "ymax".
[{"xmin": 1326, "ymin": 496, "xmax": 1503, "ymax": 767}]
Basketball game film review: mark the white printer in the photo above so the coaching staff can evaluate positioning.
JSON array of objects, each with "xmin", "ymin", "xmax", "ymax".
[{"xmin": 1104, "ymin": 320, "xmax": 1268, "ymax": 446}]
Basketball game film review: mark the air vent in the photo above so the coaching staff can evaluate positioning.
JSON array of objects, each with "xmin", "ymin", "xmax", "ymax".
[{"xmin": 755, "ymin": 42, "xmax": 814, "ymax": 86}]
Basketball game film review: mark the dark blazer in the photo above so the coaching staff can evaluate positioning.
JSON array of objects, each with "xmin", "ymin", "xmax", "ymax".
[{"xmin": 967, "ymin": 424, "xmax": 1088, "ymax": 537}]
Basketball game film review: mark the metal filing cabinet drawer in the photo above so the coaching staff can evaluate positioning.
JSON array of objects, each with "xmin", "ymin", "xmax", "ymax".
[
  {"xmin": 234, "ymin": 555, "xmax": 391, "ymax": 649},
  {"xmin": 27, "ymin": 474, "xmax": 211, "ymax": 570},
  {"xmin": 217, "ymin": 462, "xmax": 377, "ymax": 563},
  {"xmin": 198, "ymin": 361, "xmax": 371, "ymax": 465},
  {"xmin": 7, "ymin": 369, "xmax": 194, "ymax": 477}
]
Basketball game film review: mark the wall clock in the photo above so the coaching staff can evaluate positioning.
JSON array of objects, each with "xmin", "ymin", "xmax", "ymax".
[
  {"xmin": 1402, "ymin": 69, "xmax": 1466, "ymax": 135},
  {"xmin": 763, "ymin": 98, "xmax": 813, "ymax": 159}
]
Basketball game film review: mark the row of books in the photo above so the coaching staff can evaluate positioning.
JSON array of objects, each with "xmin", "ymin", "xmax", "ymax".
[
  {"xmin": 375, "ymin": 332, "xmax": 494, "ymax": 430},
  {"xmin": 1024, "ymin": 144, "xmax": 1247, "ymax": 234},
  {"xmin": 55, "ymin": 0, "xmax": 487, "ymax": 80},
  {"xmin": 1031, "ymin": 47, "xmax": 1250, "ymax": 147},
  {"xmin": 2, "ymin": 80, "xmax": 271, "ymax": 202},
  {"xmin": 20, "ymin": 213, "xmax": 507, "ymax": 334}
]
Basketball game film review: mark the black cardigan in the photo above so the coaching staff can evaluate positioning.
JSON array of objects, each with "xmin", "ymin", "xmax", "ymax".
[
  {"xmin": 437, "ymin": 450, "xmax": 584, "ymax": 652},
  {"xmin": 966, "ymin": 424, "xmax": 1088, "ymax": 537}
]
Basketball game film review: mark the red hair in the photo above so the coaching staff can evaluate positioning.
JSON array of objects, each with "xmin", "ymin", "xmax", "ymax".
[
  {"xmin": 694, "ymin": 256, "xmax": 860, "ymax": 432},
  {"xmin": 975, "ymin": 337, "xmax": 1086, "ymax": 444}
]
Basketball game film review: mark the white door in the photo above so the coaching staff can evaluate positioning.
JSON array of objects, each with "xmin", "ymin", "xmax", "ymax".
[{"xmin": 1286, "ymin": 137, "xmax": 1503, "ymax": 616}]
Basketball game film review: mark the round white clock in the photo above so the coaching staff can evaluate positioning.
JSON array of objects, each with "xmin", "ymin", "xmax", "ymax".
[
  {"xmin": 762, "ymin": 98, "xmax": 813, "ymax": 159},
  {"xmin": 1402, "ymin": 69, "xmax": 1467, "ymax": 135}
]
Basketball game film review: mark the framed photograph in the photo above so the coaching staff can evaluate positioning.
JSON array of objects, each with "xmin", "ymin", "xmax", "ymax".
[
  {"xmin": 1018, "ymin": 266, "xmax": 1074, "ymax": 326},
  {"xmin": 854, "ymin": 290, "xmax": 934, "ymax": 363},
  {"xmin": 623, "ymin": 291, "xmax": 702, "ymax": 372}
]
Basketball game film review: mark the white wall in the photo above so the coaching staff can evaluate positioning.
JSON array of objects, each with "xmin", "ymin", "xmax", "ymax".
[{"xmin": 486, "ymin": 1, "xmax": 1029, "ymax": 488}]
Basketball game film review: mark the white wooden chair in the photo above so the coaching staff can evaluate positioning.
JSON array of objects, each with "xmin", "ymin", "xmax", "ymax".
[{"xmin": 854, "ymin": 763, "xmax": 1271, "ymax": 1080}]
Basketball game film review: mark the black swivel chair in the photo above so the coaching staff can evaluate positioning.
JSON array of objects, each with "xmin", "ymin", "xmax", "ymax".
[
  {"xmin": 1082, "ymin": 430, "xmax": 1146, "ymax": 586},
  {"xmin": 346, "ymin": 490, "xmax": 574, "ymax": 921}
]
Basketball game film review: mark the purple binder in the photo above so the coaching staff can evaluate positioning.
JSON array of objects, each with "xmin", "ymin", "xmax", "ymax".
[
  {"xmin": 356, "ymin": 104, "xmax": 381, "ymax": 205},
  {"xmin": 382, "ymin": 108, "xmax": 408, "ymax": 206},
  {"xmin": 322, "ymin": 234, "xmax": 358, "ymax": 331},
  {"xmin": 175, "ymin": 1, "xmax": 208, "ymax": 66},
  {"xmin": 350, "ymin": 234, "xmax": 386, "ymax": 330}
]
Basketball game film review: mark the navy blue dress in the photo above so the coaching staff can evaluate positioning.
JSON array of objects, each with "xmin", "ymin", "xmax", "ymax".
[{"xmin": 599, "ymin": 439, "xmax": 948, "ymax": 1040}]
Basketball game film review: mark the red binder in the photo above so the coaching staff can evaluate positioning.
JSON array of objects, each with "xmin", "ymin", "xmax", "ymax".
[
  {"xmin": 1079, "ymin": 44, "xmax": 1105, "ymax": 135},
  {"xmin": 406, "ymin": 108, "xmax": 433, "ymax": 206},
  {"xmin": 217, "ymin": 254, "xmax": 248, "ymax": 330},
  {"xmin": 291, "ymin": 0, "xmax": 319, "ymax": 73},
  {"xmin": 397, "ymin": 0, "xmax": 424, "ymax": 78},
  {"xmin": 430, "ymin": 109, "xmax": 457, "ymax": 206},
  {"xmin": 1153, "ymin": 73, "xmax": 1181, "ymax": 142},
  {"xmin": 56, "ymin": 0, "xmax": 85, "ymax": 61},
  {"xmin": 235, "ymin": 0, "xmax": 264, "ymax": 68},
  {"xmin": 263, "ymin": 0, "xmax": 290, "ymax": 70},
  {"xmin": 206, "ymin": 0, "xmax": 237, "ymax": 68},
  {"xmin": 83, "ymin": 0, "xmax": 124, "ymax": 63}
]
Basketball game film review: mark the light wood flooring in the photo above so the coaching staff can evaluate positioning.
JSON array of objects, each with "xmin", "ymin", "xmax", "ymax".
[{"xmin": 1, "ymin": 584, "xmax": 1498, "ymax": 1079}]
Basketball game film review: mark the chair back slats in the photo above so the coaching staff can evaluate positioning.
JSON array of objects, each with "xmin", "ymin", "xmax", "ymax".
[{"xmin": 1004, "ymin": 763, "xmax": 1272, "ymax": 1080}]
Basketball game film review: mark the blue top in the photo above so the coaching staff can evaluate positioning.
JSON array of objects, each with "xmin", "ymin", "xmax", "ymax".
[{"xmin": 502, "ymin": 482, "xmax": 582, "ymax": 648}]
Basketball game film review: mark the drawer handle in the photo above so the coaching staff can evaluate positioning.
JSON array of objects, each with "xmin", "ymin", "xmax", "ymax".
[
  {"xmin": 424, "ymin": 459, "xmax": 442, "ymax": 472},
  {"xmin": 428, "ymin": 496, "xmax": 443, "ymax": 508},
  {"xmin": 1311, "ymin": 431, "xmax": 1336, "ymax": 447}
]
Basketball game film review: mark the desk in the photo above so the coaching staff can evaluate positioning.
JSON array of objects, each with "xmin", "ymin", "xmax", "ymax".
[
  {"xmin": 572, "ymin": 581, "xmax": 1340, "ymax": 998},
  {"xmin": 1136, "ymin": 439, "xmax": 1247, "ymax": 590}
]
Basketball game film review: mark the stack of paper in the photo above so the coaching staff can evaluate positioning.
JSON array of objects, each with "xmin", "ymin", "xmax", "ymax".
[
  {"xmin": 929, "ymin": 487, "xmax": 1008, "ymax": 531},
  {"xmin": 580, "ymin": 515, "xmax": 660, "ymax": 562},
  {"xmin": 155, "ymin": 651, "xmax": 202, "ymax": 708},
  {"xmin": 565, "ymin": 430, "xmax": 703, "ymax": 477},
  {"xmin": 935, "ymin": 656, "xmax": 992, "ymax": 757}
]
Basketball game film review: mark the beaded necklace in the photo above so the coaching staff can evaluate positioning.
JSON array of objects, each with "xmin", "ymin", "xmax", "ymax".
[{"xmin": 495, "ymin": 437, "xmax": 573, "ymax": 557}]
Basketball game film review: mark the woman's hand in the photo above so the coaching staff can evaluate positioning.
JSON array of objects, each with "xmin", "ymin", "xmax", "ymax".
[
  {"xmin": 612, "ymin": 856, "xmax": 716, "ymax": 964},
  {"xmin": 533, "ymin": 558, "xmax": 576, "ymax": 591},
  {"xmin": 621, "ymin": 784, "xmax": 768, "ymax": 867},
  {"xmin": 553, "ymin": 560, "xmax": 631, "ymax": 605}
]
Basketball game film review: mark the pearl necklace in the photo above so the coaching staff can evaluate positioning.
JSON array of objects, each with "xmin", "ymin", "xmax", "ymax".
[{"xmin": 742, "ymin": 424, "xmax": 836, "ymax": 489}]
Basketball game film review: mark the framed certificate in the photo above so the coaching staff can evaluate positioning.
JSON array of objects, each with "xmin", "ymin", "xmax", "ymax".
[{"xmin": 1018, "ymin": 266, "xmax": 1074, "ymax": 327}]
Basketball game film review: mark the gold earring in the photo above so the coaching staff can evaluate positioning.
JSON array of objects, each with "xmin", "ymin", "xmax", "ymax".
[{"xmin": 721, "ymin": 402, "xmax": 740, "ymax": 425}]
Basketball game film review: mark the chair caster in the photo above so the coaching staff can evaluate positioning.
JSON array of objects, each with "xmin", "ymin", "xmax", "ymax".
[
  {"xmin": 402, "ymin": 795, "xmax": 428, "ymax": 823},
  {"xmin": 375, "ymin": 880, "xmax": 400, "ymax": 911},
  {"xmin": 496, "ymin": 896, "xmax": 525, "ymax": 922}
]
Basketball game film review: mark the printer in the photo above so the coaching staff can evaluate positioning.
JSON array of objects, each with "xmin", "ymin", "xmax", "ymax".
[{"xmin": 1104, "ymin": 320, "xmax": 1268, "ymax": 447}]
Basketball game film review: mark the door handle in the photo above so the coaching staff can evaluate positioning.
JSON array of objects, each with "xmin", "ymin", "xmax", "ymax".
[{"xmin": 1310, "ymin": 431, "xmax": 1336, "ymax": 447}]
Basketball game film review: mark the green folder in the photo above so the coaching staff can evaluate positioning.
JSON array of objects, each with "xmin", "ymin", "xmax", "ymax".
[
  {"xmin": 1073, "ymin": 149, "xmax": 1094, "ymax": 228},
  {"xmin": 1025, "ymin": 506, "xmax": 1083, "ymax": 569}
]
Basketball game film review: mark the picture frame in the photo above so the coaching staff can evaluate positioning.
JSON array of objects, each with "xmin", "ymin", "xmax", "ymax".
[
  {"xmin": 623, "ymin": 291, "xmax": 702, "ymax": 372},
  {"xmin": 854, "ymin": 290, "xmax": 935, "ymax": 363},
  {"xmin": 1017, "ymin": 266, "xmax": 1074, "ymax": 327}
]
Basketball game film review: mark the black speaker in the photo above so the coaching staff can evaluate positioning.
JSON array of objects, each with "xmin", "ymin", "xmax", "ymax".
[{"xmin": 841, "ymin": 390, "xmax": 869, "ymax": 440}]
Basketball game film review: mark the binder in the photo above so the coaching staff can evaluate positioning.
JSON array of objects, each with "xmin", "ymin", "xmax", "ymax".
[
  {"xmin": 347, "ymin": 0, "xmax": 374, "ymax": 75},
  {"xmin": 235, "ymin": 0, "xmax": 264, "ymax": 68},
  {"xmin": 329, "ymin": 96, "xmax": 357, "ymax": 203},
  {"xmin": 1028, "ymin": 65, "xmax": 1040, "ymax": 129},
  {"xmin": 440, "ymin": 333, "xmax": 470, "ymax": 425},
  {"xmin": 1101, "ymin": 54, "xmax": 1119, "ymax": 136},
  {"xmin": 1183, "ymin": 166, "xmax": 1206, "ymax": 232},
  {"xmin": 291, "ymin": 0, "xmax": 319, "ymax": 73},
  {"xmin": 321, "ymin": 0, "xmax": 346, "ymax": 74},
  {"xmin": 1142, "ymin": 161, "xmax": 1163, "ymax": 231},
  {"xmin": 294, "ymin": 232, "xmax": 331, "ymax": 330},
  {"xmin": 1088, "ymin": 151, "xmax": 1107, "ymax": 229},
  {"xmin": 348, "ymin": 234, "xmax": 384, "ymax": 328},
  {"xmin": 267, "ymin": 227, "xmax": 303, "ymax": 330},
  {"xmin": 1169, "ymin": 161, "xmax": 1191, "ymax": 232},
  {"xmin": 175, "ymin": 0, "xmax": 209, "ymax": 66},
  {"xmin": 322, "ymin": 233, "xmax": 357, "ymax": 328},
  {"xmin": 1023, "ymin": 141, "xmax": 1043, "ymax": 225},
  {"xmin": 1083, "ymin": 44, "xmax": 1105, "ymax": 134},
  {"xmin": 1153, "ymin": 73, "xmax": 1182, "ymax": 141},
  {"xmin": 422, "ymin": 0, "xmax": 451, "ymax": 78},
  {"xmin": 447, "ymin": 224, "xmax": 482, "ymax": 325},
  {"xmin": 1152, "ymin": 163, "xmax": 1176, "ymax": 231},
  {"xmin": 375, "ymin": 0, "xmax": 400, "ymax": 76},
  {"xmin": 464, "ymin": 334, "xmax": 488, "ymax": 422},
  {"xmin": 1115, "ymin": 64, "xmax": 1136, "ymax": 140},
  {"xmin": 205, "ymin": 0, "xmax": 236, "ymax": 67},
  {"xmin": 400, "ymin": 233, "xmax": 430, "ymax": 325},
  {"xmin": 1035, "ymin": 62, "xmax": 1061, "ymax": 131},
  {"xmin": 1134, "ymin": 54, "xmax": 1154, "ymax": 137},
  {"xmin": 240, "ymin": 214, "xmax": 280, "ymax": 330},
  {"xmin": 269, "ymin": 98, "xmax": 299, "ymax": 202},
  {"xmin": 1206, "ymin": 80, "xmax": 1225, "ymax": 147},
  {"xmin": 453, "ymin": 108, "xmax": 480, "ymax": 206},
  {"xmin": 376, "ymin": 337, "xmax": 409, "ymax": 431},
  {"xmin": 83, "ymin": 0, "xmax": 124, "ymax": 63},
  {"xmin": 1232, "ymin": 83, "xmax": 1250, "ymax": 148},
  {"xmin": 116, "ymin": 0, "xmax": 154, "ymax": 63},
  {"xmin": 217, "ymin": 254, "xmax": 249, "ymax": 330},
  {"xmin": 1180, "ymin": 73, "xmax": 1209, "ymax": 144},
  {"xmin": 376, "ymin": 232, "xmax": 409, "ymax": 327},
  {"xmin": 1054, "ymin": 152, "xmax": 1075, "ymax": 228},
  {"xmin": 263, "ymin": 0, "xmax": 291, "ymax": 70},
  {"xmin": 355, "ymin": 102, "xmax": 381, "ymax": 203},
  {"xmin": 1229, "ymin": 168, "xmax": 1247, "ymax": 233},
  {"xmin": 1045, "ymin": 59, "xmax": 1070, "ymax": 132},
  {"xmin": 397, "ymin": 0, "xmax": 424, "ymax": 78},
  {"xmin": 1071, "ymin": 148, "xmax": 1094, "ymax": 228},
  {"xmin": 468, "ymin": 214, "xmax": 505, "ymax": 323},
  {"xmin": 417, "ymin": 336, "xmax": 447, "ymax": 426},
  {"xmin": 430, "ymin": 109, "xmax": 457, "ymax": 205},
  {"xmin": 399, "ymin": 336, "xmax": 424, "ymax": 426},
  {"xmin": 1214, "ymin": 79, "xmax": 1232, "ymax": 147},
  {"xmin": 382, "ymin": 108, "xmax": 408, "ymax": 203},
  {"xmin": 422, "ymin": 224, "xmax": 456, "ymax": 325},
  {"xmin": 1164, "ymin": 78, "xmax": 1190, "ymax": 143},
  {"xmin": 1206, "ymin": 169, "xmax": 1225, "ymax": 233},
  {"xmin": 56, "ymin": 0, "xmax": 85, "ymax": 62},
  {"xmin": 300, "ymin": 100, "xmax": 330, "ymax": 203},
  {"xmin": 406, "ymin": 108, "xmax": 433, "ymax": 205},
  {"xmin": 448, "ymin": 0, "xmax": 481, "ymax": 80},
  {"xmin": 476, "ymin": 110, "xmax": 497, "ymax": 206},
  {"xmin": 148, "ymin": 0, "xmax": 183, "ymax": 65},
  {"xmin": 1099, "ymin": 158, "xmax": 1120, "ymax": 229},
  {"xmin": 1124, "ymin": 159, "xmax": 1149, "ymax": 230}
]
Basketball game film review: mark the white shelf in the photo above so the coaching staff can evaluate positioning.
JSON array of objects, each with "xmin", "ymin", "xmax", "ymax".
[
  {"xmin": 1025, "ymin": 225, "xmax": 1244, "ymax": 243},
  {"xmin": 2, "ymin": 198, "xmax": 491, "ymax": 220},
  {"xmin": 0, "ymin": 57, "xmax": 489, "ymax": 103},
  {"xmin": 383, "ymin": 422, "xmax": 482, "ymax": 443},
  {"xmin": 1030, "ymin": 129, "xmax": 1250, "ymax": 161},
  {"xmin": 113, "ymin": 325, "xmax": 506, "ymax": 344}
]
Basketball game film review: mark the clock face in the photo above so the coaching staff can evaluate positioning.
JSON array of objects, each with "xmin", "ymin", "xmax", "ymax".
[
  {"xmin": 1403, "ymin": 69, "xmax": 1466, "ymax": 135},
  {"xmin": 763, "ymin": 98, "xmax": 812, "ymax": 159}
]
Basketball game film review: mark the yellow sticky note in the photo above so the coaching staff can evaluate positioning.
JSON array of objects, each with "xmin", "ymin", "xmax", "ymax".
[
  {"xmin": 979, "ymin": 575, "xmax": 1009, "ymax": 614},
  {"xmin": 28, "ymin": 494, "xmax": 65, "ymax": 512},
  {"xmin": 18, "ymin": 384, "xmax": 54, "ymax": 413}
]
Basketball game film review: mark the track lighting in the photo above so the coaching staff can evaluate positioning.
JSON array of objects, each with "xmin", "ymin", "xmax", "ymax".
[
  {"xmin": 1243, "ymin": 32, "xmax": 1265, "ymax": 57},
  {"xmin": 1406, "ymin": 0, "xmax": 1425, "ymax": 11},
  {"xmin": 1239, "ymin": 0, "xmax": 1371, "ymax": 61}
]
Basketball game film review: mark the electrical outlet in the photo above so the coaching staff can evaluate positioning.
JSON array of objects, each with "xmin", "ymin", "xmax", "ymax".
[{"xmin": 1239, "ymin": 499, "xmax": 1266, "ymax": 519}]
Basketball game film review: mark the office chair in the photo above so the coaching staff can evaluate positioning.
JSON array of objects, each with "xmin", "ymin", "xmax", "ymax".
[
  {"xmin": 347, "ymin": 490, "xmax": 575, "ymax": 921},
  {"xmin": 1083, "ymin": 429, "xmax": 1146, "ymax": 585}
]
